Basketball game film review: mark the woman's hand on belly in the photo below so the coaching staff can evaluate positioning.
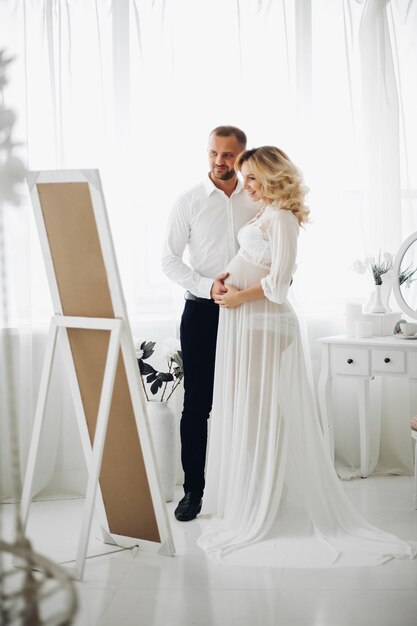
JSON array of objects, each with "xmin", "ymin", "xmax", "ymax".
[{"xmin": 214, "ymin": 284, "xmax": 242, "ymax": 309}]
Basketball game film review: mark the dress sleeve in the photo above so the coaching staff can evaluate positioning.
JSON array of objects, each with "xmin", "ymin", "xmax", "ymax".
[{"xmin": 260, "ymin": 210, "xmax": 299, "ymax": 304}]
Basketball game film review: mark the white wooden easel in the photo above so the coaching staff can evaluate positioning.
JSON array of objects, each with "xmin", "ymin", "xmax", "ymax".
[{"xmin": 22, "ymin": 170, "xmax": 174, "ymax": 580}]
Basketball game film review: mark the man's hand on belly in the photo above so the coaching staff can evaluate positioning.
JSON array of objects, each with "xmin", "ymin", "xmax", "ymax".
[{"xmin": 210, "ymin": 272, "xmax": 230, "ymax": 300}]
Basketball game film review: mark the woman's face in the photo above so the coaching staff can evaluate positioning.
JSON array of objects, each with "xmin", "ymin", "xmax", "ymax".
[{"xmin": 241, "ymin": 161, "xmax": 264, "ymax": 203}]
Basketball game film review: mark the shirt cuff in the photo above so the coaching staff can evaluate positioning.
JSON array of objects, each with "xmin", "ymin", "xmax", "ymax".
[{"xmin": 196, "ymin": 277, "xmax": 214, "ymax": 299}]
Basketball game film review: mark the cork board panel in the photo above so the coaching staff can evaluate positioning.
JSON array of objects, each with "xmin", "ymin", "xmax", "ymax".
[{"xmin": 37, "ymin": 182, "xmax": 160, "ymax": 542}]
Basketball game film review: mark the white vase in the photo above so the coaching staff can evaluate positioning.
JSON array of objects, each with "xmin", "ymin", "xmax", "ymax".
[
  {"xmin": 368, "ymin": 284, "xmax": 387, "ymax": 314},
  {"xmin": 380, "ymin": 281, "xmax": 393, "ymax": 312},
  {"xmin": 146, "ymin": 400, "xmax": 176, "ymax": 503}
]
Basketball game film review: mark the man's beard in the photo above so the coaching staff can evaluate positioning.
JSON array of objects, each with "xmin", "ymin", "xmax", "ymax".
[{"xmin": 213, "ymin": 167, "xmax": 235, "ymax": 181}]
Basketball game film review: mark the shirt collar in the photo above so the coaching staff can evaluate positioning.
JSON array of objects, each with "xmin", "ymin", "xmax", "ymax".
[{"xmin": 203, "ymin": 173, "xmax": 243, "ymax": 197}]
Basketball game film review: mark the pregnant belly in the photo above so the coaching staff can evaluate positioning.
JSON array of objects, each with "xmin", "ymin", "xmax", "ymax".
[
  {"xmin": 222, "ymin": 253, "xmax": 296, "ymax": 336},
  {"xmin": 225, "ymin": 254, "xmax": 269, "ymax": 291}
]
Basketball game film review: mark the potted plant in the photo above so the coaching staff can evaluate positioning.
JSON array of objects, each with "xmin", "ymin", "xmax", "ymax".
[
  {"xmin": 134, "ymin": 338, "xmax": 183, "ymax": 502},
  {"xmin": 135, "ymin": 339, "xmax": 183, "ymax": 402}
]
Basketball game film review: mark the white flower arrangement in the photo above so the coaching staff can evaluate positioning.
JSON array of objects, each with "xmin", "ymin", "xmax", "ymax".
[
  {"xmin": 352, "ymin": 251, "xmax": 417, "ymax": 290},
  {"xmin": 351, "ymin": 252, "xmax": 393, "ymax": 286}
]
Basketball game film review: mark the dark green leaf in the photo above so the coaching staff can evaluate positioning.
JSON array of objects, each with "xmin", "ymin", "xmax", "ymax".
[
  {"xmin": 157, "ymin": 372, "xmax": 174, "ymax": 382},
  {"xmin": 150, "ymin": 379, "xmax": 162, "ymax": 395},
  {"xmin": 142, "ymin": 341, "xmax": 156, "ymax": 359},
  {"xmin": 138, "ymin": 360, "xmax": 156, "ymax": 375}
]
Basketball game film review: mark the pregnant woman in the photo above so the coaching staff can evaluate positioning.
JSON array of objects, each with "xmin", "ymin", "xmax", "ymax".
[{"xmin": 197, "ymin": 146, "xmax": 416, "ymax": 567}]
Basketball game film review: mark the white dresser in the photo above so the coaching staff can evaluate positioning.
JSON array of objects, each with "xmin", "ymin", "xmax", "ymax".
[{"xmin": 318, "ymin": 334, "xmax": 417, "ymax": 478}]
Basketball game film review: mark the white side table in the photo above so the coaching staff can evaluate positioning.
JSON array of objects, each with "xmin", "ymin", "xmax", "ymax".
[{"xmin": 318, "ymin": 334, "xmax": 417, "ymax": 478}]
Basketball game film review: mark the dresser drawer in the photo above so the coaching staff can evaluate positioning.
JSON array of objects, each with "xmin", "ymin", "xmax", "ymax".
[
  {"xmin": 371, "ymin": 349, "xmax": 405, "ymax": 374},
  {"xmin": 331, "ymin": 347, "xmax": 369, "ymax": 376}
]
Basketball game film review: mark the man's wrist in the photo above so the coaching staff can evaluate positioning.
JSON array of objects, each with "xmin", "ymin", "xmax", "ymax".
[{"xmin": 198, "ymin": 276, "xmax": 215, "ymax": 299}]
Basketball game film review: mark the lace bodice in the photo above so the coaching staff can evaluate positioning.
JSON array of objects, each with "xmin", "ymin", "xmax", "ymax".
[
  {"xmin": 235, "ymin": 205, "xmax": 299, "ymax": 304},
  {"xmin": 237, "ymin": 205, "xmax": 277, "ymax": 269}
]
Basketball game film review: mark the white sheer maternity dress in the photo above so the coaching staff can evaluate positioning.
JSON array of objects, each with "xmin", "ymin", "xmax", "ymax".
[{"xmin": 197, "ymin": 205, "xmax": 416, "ymax": 568}]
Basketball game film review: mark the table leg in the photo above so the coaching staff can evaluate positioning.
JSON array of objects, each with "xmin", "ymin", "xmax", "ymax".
[
  {"xmin": 408, "ymin": 379, "xmax": 417, "ymax": 421},
  {"xmin": 357, "ymin": 378, "xmax": 370, "ymax": 478},
  {"xmin": 414, "ymin": 437, "xmax": 417, "ymax": 510},
  {"xmin": 408, "ymin": 380, "xmax": 417, "ymax": 508}
]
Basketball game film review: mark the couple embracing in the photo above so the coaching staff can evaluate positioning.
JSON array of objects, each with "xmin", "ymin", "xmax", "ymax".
[{"xmin": 161, "ymin": 126, "xmax": 416, "ymax": 567}]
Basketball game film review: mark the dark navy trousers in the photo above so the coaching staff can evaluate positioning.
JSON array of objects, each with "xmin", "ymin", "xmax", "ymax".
[{"xmin": 179, "ymin": 298, "xmax": 219, "ymax": 497}]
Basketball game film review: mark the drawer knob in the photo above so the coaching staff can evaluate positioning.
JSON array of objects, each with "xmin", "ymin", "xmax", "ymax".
[
  {"xmin": 347, "ymin": 358, "xmax": 354, "ymax": 364},
  {"xmin": 384, "ymin": 357, "xmax": 391, "ymax": 363}
]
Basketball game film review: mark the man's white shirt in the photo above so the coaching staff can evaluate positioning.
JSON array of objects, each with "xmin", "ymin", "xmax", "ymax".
[{"xmin": 162, "ymin": 175, "xmax": 257, "ymax": 299}]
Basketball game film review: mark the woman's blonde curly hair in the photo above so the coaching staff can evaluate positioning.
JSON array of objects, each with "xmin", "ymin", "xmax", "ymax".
[{"xmin": 235, "ymin": 146, "xmax": 310, "ymax": 225}]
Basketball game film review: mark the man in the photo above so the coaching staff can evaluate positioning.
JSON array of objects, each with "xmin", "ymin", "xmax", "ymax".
[{"xmin": 161, "ymin": 126, "xmax": 257, "ymax": 521}]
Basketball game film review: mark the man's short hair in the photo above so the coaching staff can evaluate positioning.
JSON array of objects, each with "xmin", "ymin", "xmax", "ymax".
[{"xmin": 210, "ymin": 125, "xmax": 247, "ymax": 148}]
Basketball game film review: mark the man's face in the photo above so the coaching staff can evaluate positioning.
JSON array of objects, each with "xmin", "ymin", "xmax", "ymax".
[{"xmin": 208, "ymin": 134, "xmax": 244, "ymax": 182}]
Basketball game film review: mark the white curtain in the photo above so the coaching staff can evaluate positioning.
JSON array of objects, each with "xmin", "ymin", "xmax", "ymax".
[{"xmin": 1, "ymin": 0, "xmax": 416, "ymax": 500}]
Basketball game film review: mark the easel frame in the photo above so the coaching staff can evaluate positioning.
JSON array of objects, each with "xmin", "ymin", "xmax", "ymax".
[{"xmin": 22, "ymin": 169, "xmax": 175, "ymax": 580}]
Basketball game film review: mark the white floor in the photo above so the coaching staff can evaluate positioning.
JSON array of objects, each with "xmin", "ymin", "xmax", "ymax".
[{"xmin": 1, "ymin": 476, "xmax": 417, "ymax": 626}]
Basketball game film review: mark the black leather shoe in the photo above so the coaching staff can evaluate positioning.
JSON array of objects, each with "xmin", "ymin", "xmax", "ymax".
[{"xmin": 174, "ymin": 492, "xmax": 202, "ymax": 522}]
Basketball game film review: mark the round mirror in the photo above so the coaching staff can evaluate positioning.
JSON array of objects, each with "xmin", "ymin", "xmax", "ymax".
[{"xmin": 393, "ymin": 232, "xmax": 417, "ymax": 320}]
